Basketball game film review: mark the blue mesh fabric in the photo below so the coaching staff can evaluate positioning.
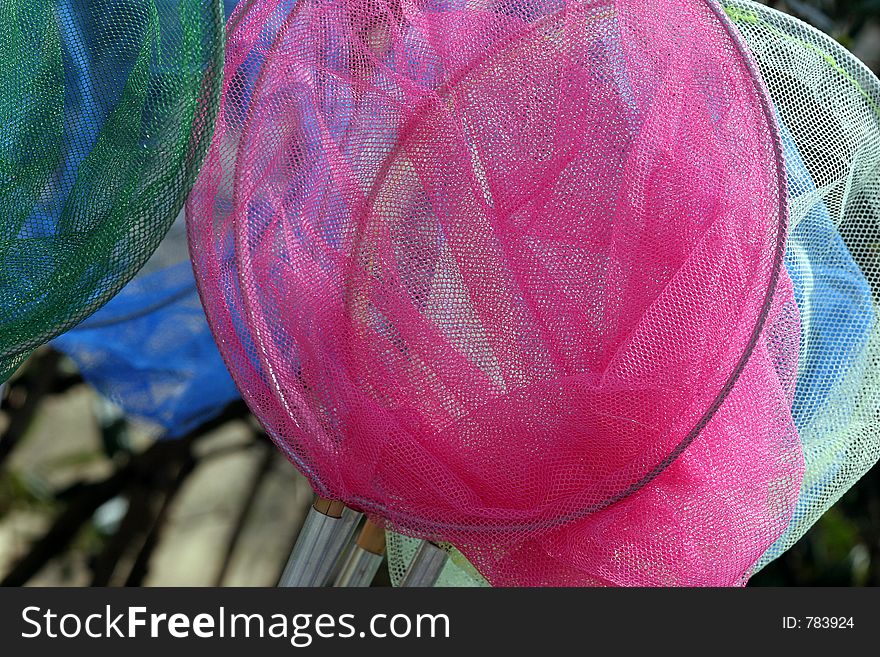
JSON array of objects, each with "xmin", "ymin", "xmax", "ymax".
[
  {"xmin": 52, "ymin": 231, "xmax": 240, "ymax": 438},
  {"xmin": 782, "ymin": 126, "xmax": 874, "ymax": 430}
]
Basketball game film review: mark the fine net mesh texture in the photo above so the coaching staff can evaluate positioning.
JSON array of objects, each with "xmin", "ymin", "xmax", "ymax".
[
  {"xmin": 389, "ymin": 1, "xmax": 880, "ymax": 587},
  {"xmin": 387, "ymin": 531, "xmax": 488, "ymax": 586},
  {"xmin": 52, "ymin": 215, "xmax": 241, "ymax": 439},
  {"xmin": 188, "ymin": 0, "xmax": 802, "ymax": 585},
  {"xmin": 0, "ymin": 0, "xmax": 224, "ymax": 382},
  {"xmin": 722, "ymin": 1, "xmax": 880, "ymax": 571}
]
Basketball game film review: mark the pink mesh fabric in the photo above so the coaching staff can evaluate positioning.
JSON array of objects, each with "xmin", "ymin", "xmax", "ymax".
[
  {"xmin": 467, "ymin": 273, "xmax": 802, "ymax": 585},
  {"xmin": 187, "ymin": 0, "xmax": 802, "ymax": 585}
]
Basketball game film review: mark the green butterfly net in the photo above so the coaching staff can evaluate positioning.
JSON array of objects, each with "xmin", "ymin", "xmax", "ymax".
[
  {"xmin": 724, "ymin": 0, "xmax": 880, "ymax": 572},
  {"xmin": 386, "ymin": 0, "xmax": 880, "ymax": 587},
  {"xmin": 0, "ymin": 0, "xmax": 223, "ymax": 382}
]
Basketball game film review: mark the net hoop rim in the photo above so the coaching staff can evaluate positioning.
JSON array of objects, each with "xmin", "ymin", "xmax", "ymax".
[{"xmin": 201, "ymin": 0, "xmax": 790, "ymax": 536}]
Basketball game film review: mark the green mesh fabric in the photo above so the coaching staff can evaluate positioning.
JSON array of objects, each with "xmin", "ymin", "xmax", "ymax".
[
  {"xmin": 0, "ymin": 0, "xmax": 223, "ymax": 382},
  {"xmin": 386, "ymin": 532, "xmax": 488, "ymax": 588},
  {"xmin": 722, "ymin": 0, "xmax": 880, "ymax": 571}
]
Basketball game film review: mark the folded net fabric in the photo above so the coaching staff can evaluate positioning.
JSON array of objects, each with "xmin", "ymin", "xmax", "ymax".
[
  {"xmin": 387, "ymin": 115, "xmax": 853, "ymax": 589},
  {"xmin": 188, "ymin": 0, "xmax": 801, "ymax": 585},
  {"xmin": 385, "ymin": 121, "xmax": 858, "ymax": 589},
  {"xmin": 52, "ymin": 216, "xmax": 240, "ymax": 439},
  {"xmin": 0, "ymin": 0, "xmax": 224, "ymax": 382},
  {"xmin": 390, "ymin": 1, "xmax": 880, "ymax": 587},
  {"xmin": 722, "ymin": 0, "xmax": 880, "ymax": 571}
]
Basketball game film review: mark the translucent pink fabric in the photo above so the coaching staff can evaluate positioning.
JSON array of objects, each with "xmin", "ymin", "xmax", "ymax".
[{"xmin": 187, "ymin": 0, "xmax": 802, "ymax": 585}]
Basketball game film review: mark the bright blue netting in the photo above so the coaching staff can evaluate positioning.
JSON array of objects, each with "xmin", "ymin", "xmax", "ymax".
[
  {"xmin": 52, "ymin": 219, "xmax": 240, "ymax": 438},
  {"xmin": 783, "ymin": 128, "xmax": 874, "ymax": 429},
  {"xmin": 48, "ymin": 1, "xmax": 242, "ymax": 439}
]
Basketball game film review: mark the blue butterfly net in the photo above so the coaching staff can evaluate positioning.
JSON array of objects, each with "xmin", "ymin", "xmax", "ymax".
[{"xmin": 52, "ymin": 217, "xmax": 241, "ymax": 439}]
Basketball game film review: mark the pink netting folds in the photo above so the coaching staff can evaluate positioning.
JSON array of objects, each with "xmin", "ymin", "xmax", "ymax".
[{"xmin": 188, "ymin": 0, "xmax": 801, "ymax": 585}]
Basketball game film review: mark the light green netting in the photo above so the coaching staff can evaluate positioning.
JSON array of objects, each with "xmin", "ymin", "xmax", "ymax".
[
  {"xmin": 386, "ymin": 532, "xmax": 487, "ymax": 587},
  {"xmin": 722, "ymin": 0, "xmax": 880, "ymax": 571}
]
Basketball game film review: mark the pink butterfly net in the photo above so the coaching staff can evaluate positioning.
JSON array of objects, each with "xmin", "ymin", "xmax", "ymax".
[{"xmin": 187, "ymin": 0, "xmax": 803, "ymax": 586}]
